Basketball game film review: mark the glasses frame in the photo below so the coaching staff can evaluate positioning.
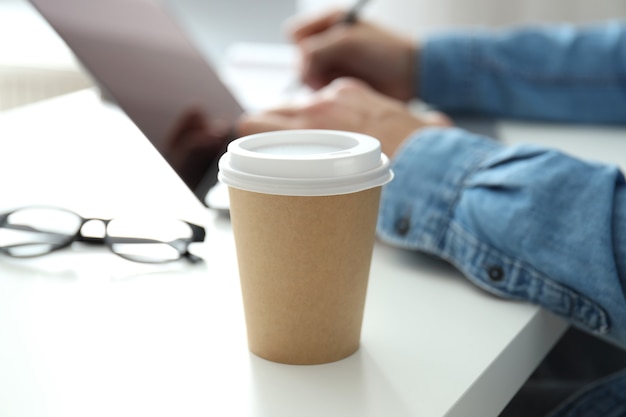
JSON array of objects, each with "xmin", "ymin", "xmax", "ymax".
[{"xmin": 0, "ymin": 206, "xmax": 206, "ymax": 263}]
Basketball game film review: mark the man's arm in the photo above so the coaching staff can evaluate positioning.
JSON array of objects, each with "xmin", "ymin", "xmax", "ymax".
[
  {"xmin": 378, "ymin": 127, "xmax": 626, "ymax": 349},
  {"xmin": 420, "ymin": 21, "xmax": 626, "ymax": 124}
]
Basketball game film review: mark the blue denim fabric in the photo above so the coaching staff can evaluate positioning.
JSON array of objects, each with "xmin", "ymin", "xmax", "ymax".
[
  {"xmin": 419, "ymin": 21, "xmax": 626, "ymax": 124},
  {"xmin": 378, "ymin": 129, "xmax": 626, "ymax": 416},
  {"xmin": 378, "ymin": 22, "xmax": 626, "ymax": 416},
  {"xmin": 378, "ymin": 129, "xmax": 626, "ymax": 345}
]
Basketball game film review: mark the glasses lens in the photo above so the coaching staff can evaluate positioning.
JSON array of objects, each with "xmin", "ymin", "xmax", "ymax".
[
  {"xmin": 0, "ymin": 207, "xmax": 82, "ymax": 257},
  {"xmin": 106, "ymin": 217, "xmax": 194, "ymax": 263}
]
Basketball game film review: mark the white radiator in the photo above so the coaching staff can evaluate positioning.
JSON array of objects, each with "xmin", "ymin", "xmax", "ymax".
[{"xmin": 0, "ymin": 65, "xmax": 92, "ymax": 111}]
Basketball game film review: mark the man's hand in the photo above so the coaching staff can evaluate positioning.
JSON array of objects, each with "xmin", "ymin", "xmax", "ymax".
[
  {"xmin": 162, "ymin": 108, "xmax": 231, "ymax": 190},
  {"xmin": 238, "ymin": 78, "xmax": 451, "ymax": 158},
  {"xmin": 286, "ymin": 8, "xmax": 417, "ymax": 102}
]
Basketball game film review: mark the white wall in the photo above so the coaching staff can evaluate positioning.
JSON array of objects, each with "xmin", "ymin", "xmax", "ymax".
[{"xmin": 297, "ymin": 0, "xmax": 626, "ymax": 37}]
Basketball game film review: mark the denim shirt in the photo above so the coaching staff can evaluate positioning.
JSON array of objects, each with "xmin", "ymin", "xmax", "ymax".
[{"xmin": 376, "ymin": 22, "xmax": 626, "ymax": 416}]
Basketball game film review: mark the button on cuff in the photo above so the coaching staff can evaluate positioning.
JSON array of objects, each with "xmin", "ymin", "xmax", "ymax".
[
  {"xmin": 395, "ymin": 216, "xmax": 411, "ymax": 237},
  {"xmin": 487, "ymin": 265, "xmax": 505, "ymax": 282}
]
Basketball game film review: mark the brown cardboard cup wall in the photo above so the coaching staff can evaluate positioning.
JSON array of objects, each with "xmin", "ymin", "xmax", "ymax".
[{"xmin": 229, "ymin": 186, "xmax": 381, "ymax": 365}]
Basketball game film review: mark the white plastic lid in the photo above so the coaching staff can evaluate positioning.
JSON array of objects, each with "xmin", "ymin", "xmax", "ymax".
[{"xmin": 218, "ymin": 130, "xmax": 394, "ymax": 196}]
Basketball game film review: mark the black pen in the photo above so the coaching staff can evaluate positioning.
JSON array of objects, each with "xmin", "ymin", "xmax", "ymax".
[
  {"xmin": 342, "ymin": 0, "xmax": 371, "ymax": 24},
  {"xmin": 284, "ymin": 0, "xmax": 372, "ymax": 96}
]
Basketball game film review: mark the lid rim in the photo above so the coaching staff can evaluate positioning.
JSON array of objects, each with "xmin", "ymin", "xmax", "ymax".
[{"xmin": 218, "ymin": 130, "xmax": 394, "ymax": 196}]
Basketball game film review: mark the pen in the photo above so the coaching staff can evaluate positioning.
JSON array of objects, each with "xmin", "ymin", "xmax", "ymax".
[
  {"xmin": 284, "ymin": 0, "xmax": 372, "ymax": 96},
  {"xmin": 342, "ymin": 0, "xmax": 371, "ymax": 24}
]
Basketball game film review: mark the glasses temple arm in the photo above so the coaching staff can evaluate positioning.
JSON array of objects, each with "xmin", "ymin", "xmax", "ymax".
[{"xmin": 187, "ymin": 222, "xmax": 206, "ymax": 242}]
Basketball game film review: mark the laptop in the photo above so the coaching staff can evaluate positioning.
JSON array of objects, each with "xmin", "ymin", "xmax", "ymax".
[{"xmin": 28, "ymin": 0, "xmax": 296, "ymax": 211}]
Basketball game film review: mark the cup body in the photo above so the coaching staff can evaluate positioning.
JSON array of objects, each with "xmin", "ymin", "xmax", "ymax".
[{"xmin": 218, "ymin": 130, "xmax": 393, "ymax": 364}]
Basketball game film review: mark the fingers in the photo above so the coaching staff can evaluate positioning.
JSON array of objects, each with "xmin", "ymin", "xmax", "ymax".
[
  {"xmin": 319, "ymin": 77, "xmax": 375, "ymax": 103},
  {"xmin": 286, "ymin": 8, "xmax": 358, "ymax": 90},
  {"xmin": 421, "ymin": 111, "xmax": 454, "ymax": 128},
  {"xmin": 288, "ymin": 9, "xmax": 417, "ymax": 101},
  {"xmin": 237, "ymin": 112, "xmax": 300, "ymax": 137},
  {"xmin": 168, "ymin": 108, "xmax": 208, "ymax": 141},
  {"xmin": 298, "ymin": 24, "xmax": 357, "ymax": 90},
  {"xmin": 236, "ymin": 78, "xmax": 374, "ymax": 137},
  {"xmin": 164, "ymin": 108, "xmax": 232, "ymax": 151},
  {"xmin": 286, "ymin": 8, "xmax": 346, "ymax": 43}
]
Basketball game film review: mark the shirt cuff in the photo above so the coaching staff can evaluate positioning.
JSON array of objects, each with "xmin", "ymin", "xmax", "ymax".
[
  {"xmin": 377, "ymin": 127, "xmax": 501, "ymax": 254},
  {"xmin": 377, "ymin": 127, "xmax": 623, "ymax": 344}
]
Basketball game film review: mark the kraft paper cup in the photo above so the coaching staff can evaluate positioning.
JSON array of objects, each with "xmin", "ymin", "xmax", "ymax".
[{"xmin": 218, "ymin": 130, "xmax": 393, "ymax": 365}]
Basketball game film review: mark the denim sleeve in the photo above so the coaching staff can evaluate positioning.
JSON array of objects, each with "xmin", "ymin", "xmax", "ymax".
[
  {"xmin": 377, "ymin": 127, "xmax": 626, "ymax": 348},
  {"xmin": 418, "ymin": 21, "xmax": 626, "ymax": 124}
]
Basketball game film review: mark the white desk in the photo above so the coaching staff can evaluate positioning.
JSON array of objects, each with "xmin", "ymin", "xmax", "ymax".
[{"xmin": 4, "ymin": 89, "xmax": 622, "ymax": 417}]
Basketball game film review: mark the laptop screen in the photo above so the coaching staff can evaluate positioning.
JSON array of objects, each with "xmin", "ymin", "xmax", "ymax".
[{"xmin": 29, "ymin": 0, "xmax": 244, "ymax": 202}]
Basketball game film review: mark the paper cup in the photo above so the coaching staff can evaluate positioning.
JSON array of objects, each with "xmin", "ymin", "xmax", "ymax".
[{"xmin": 218, "ymin": 130, "xmax": 393, "ymax": 364}]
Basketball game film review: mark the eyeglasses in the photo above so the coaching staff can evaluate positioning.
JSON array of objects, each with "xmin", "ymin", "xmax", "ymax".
[{"xmin": 0, "ymin": 206, "xmax": 206, "ymax": 263}]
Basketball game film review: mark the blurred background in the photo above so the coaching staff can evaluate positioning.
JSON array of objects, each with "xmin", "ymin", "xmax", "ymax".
[
  {"xmin": 298, "ymin": 0, "xmax": 626, "ymax": 36},
  {"xmin": 1, "ymin": 0, "xmax": 624, "ymax": 111}
]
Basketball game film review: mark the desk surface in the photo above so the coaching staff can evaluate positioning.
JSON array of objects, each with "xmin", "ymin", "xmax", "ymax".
[{"xmin": 2, "ymin": 90, "xmax": 615, "ymax": 417}]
